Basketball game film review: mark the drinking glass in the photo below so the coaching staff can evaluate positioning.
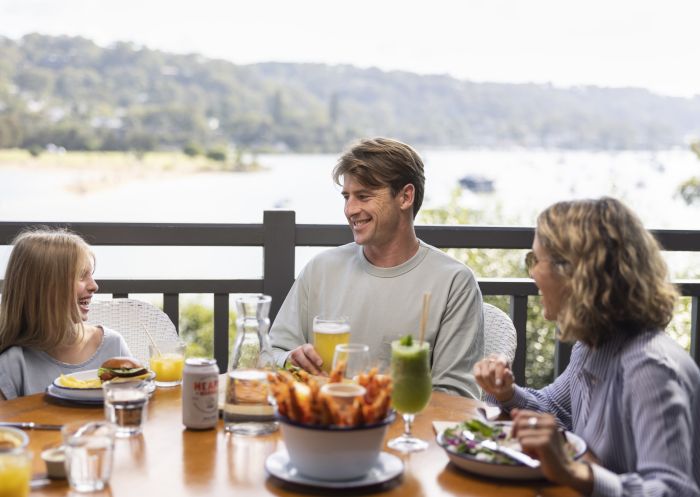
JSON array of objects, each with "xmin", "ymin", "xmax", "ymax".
[
  {"xmin": 332, "ymin": 343, "xmax": 370, "ymax": 381},
  {"xmin": 103, "ymin": 380, "xmax": 149, "ymax": 437},
  {"xmin": 312, "ymin": 316, "xmax": 350, "ymax": 374},
  {"xmin": 0, "ymin": 446, "xmax": 31, "ymax": 497},
  {"xmin": 62, "ymin": 421, "xmax": 116, "ymax": 492},
  {"xmin": 149, "ymin": 340, "xmax": 186, "ymax": 387},
  {"xmin": 387, "ymin": 340, "xmax": 432, "ymax": 452}
]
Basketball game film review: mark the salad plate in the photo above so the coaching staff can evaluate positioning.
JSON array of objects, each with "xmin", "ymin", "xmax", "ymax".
[
  {"xmin": 265, "ymin": 450, "xmax": 403, "ymax": 489},
  {"xmin": 436, "ymin": 419, "xmax": 586, "ymax": 480}
]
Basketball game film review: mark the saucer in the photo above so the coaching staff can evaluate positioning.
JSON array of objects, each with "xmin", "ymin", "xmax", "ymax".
[{"xmin": 265, "ymin": 450, "xmax": 403, "ymax": 489}]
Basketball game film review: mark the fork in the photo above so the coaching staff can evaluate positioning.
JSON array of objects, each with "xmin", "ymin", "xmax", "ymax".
[{"xmin": 461, "ymin": 429, "xmax": 540, "ymax": 468}]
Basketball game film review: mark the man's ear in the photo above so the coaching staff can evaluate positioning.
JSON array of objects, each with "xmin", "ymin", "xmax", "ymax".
[{"xmin": 398, "ymin": 184, "xmax": 415, "ymax": 211}]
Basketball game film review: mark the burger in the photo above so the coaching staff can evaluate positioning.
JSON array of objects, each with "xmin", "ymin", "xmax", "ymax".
[{"xmin": 98, "ymin": 357, "xmax": 150, "ymax": 382}]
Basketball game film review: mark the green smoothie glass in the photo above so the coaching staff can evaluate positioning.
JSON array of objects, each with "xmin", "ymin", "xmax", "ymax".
[{"xmin": 387, "ymin": 339, "xmax": 432, "ymax": 452}]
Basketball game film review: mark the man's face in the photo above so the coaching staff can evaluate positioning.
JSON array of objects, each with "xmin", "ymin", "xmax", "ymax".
[{"xmin": 342, "ymin": 175, "xmax": 404, "ymax": 249}]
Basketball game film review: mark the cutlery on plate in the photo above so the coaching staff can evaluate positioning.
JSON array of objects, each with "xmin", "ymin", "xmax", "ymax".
[
  {"xmin": 461, "ymin": 429, "xmax": 540, "ymax": 468},
  {"xmin": 0, "ymin": 421, "xmax": 63, "ymax": 431}
]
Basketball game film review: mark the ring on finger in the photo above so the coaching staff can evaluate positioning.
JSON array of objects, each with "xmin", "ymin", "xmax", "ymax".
[{"xmin": 527, "ymin": 416, "xmax": 538, "ymax": 428}]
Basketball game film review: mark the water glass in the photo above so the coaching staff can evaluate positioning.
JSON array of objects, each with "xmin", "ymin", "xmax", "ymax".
[
  {"xmin": 149, "ymin": 340, "xmax": 186, "ymax": 387},
  {"xmin": 62, "ymin": 421, "xmax": 116, "ymax": 493},
  {"xmin": 103, "ymin": 380, "xmax": 150, "ymax": 437},
  {"xmin": 332, "ymin": 343, "xmax": 370, "ymax": 381},
  {"xmin": 312, "ymin": 316, "xmax": 350, "ymax": 374},
  {"xmin": 0, "ymin": 447, "xmax": 31, "ymax": 497}
]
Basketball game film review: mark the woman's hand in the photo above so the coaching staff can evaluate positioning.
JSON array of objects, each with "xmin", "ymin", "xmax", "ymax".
[
  {"xmin": 512, "ymin": 409, "xmax": 593, "ymax": 495},
  {"xmin": 473, "ymin": 354, "xmax": 515, "ymax": 402}
]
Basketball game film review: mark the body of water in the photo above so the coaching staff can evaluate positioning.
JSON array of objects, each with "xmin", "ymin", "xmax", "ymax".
[{"xmin": 1, "ymin": 148, "xmax": 699, "ymax": 280}]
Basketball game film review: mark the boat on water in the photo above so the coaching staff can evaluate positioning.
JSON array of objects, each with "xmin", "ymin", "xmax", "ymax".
[{"xmin": 458, "ymin": 175, "xmax": 495, "ymax": 193}]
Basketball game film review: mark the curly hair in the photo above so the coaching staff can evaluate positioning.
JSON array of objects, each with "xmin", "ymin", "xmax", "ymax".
[
  {"xmin": 536, "ymin": 197, "xmax": 678, "ymax": 346},
  {"xmin": 332, "ymin": 137, "xmax": 425, "ymax": 219}
]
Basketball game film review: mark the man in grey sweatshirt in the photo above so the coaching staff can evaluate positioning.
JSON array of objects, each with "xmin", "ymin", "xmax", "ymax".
[{"xmin": 269, "ymin": 137, "xmax": 484, "ymax": 398}]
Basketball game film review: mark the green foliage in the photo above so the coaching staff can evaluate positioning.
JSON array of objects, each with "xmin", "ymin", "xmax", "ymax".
[
  {"xmin": 679, "ymin": 177, "xmax": 700, "ymax": 205},
  {"xmin": 178, "ymin": 302, "xmax": 237, "ymax": 359},
  {"xmin": 206, "ymin": 147, "xmax": 227, "ymax": 162},
  {"xmin": 678, "ymin": 141, "xmax": 700, "ymax": 205},
  {"xmin": 2, "ymin": 34, "xmax": 700, "ymax": 153},
  {"xmin": 421, "ymin": 190, "xmax": 694, "ymax": 387},
  {"xmin": 183, "ymin": 142, "xmax": 203, "ymax": 157},
  {"xmin": 419, "ymin": 191, "xmax": 557, "ymax": 388},
  {"xmin": 27, "ymin": 144, "xmax": 43, "ymax": 157}
]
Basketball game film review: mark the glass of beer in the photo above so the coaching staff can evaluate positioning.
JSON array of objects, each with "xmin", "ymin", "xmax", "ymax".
[{"xmin": 312, "ymin": 316, "xmax": 350, "ymax": 374}]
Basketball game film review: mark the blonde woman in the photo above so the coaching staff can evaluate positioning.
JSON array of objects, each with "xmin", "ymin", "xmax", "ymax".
[
  {"xmin": 0, "ymin": 229, "xmax": 131, "ymax": 400},
  {"xmin": 474, "ymin": 198, "xmax": 700, "ymax": 497}
]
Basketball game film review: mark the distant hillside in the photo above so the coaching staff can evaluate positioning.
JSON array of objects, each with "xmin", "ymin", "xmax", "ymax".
[{"xmin": 1, "ymin": 33, "xmax": 699, "ymax": 153}]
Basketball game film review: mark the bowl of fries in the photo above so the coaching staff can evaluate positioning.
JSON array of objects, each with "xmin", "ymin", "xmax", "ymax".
[{"xmin": 268, "ymin": 368, "xmax": 394, "ymax": 481}]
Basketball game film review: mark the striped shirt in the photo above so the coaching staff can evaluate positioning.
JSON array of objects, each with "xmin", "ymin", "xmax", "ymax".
[{"xmin": 493, "ymin": 330, "xmax": 700, "ymax": 497}]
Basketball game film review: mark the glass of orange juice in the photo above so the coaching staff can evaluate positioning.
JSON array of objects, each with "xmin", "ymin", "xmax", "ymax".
[
  {"xmin": 312, "ymin": 316, "xmax": 350, "ymax": 374},
  {"xmin": 149, "ymin": 340, "xmax": 186, "ymax": 387},
  {"xmin": 0, "ymin": 447, "xmax": 31, "ymax": 497}
]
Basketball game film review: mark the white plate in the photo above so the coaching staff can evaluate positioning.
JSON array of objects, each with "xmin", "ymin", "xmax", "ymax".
[
  {"xmin": 51, "ymin": 370, "xmax": 155, "ymax": 401},
  {"xmin": 46, "ymin": 384, "xmax": 104, "ymax": 405},
  {"xmin": 265, "ymin": 450, "xmax": 403, "ymax": 489},
  {"xmin": 436, "ymin": 421, "xmax": 587, "ymax": 480}
]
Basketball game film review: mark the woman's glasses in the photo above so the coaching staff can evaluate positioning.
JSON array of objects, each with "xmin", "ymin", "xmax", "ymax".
[{"xmin": 524, "ymin": 250, "xmax": 566, "ymax": 273}]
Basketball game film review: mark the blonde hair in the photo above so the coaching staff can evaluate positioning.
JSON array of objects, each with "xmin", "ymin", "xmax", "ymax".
[
  {"xmin": 536, "ymin": 197, "xmax": 678, "ymax": 346},
  {"xmin": 0, "ymin": 228, "xmax": 94, "ymax": 352}
]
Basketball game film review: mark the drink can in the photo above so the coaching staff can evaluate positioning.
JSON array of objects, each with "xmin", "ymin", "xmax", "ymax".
[{"xmin": 182, "ymin": 358, "xmax": 219, "ymax": 430}]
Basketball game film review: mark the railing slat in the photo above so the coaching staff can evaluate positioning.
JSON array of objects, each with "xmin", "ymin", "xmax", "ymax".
[
  {"xmin": 510, "ymin": 296, "xmax": 528, "ymax": 386},
  {"xmin": 692, "ymin": 297, "xmax": 699, "ymax": 364},
  {"xmin": 263, "ymin": 211, "xmax": 296, "ymax": 322},
  {"xmin": 163, "ymin": 294, "xmax": 179, "ymax": 334},
  {"xmin": 214, "ymin": 294, "xmax": 229, "ymax": 373},
  {"xmin": 555, "ymin": 340, "xmax": 573, "ymax": 378}
]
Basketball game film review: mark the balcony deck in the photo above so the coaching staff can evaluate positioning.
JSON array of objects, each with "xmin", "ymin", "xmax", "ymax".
[{"xmin": 2, "ymin": 211, "xmax": 699, "ymax": 386}]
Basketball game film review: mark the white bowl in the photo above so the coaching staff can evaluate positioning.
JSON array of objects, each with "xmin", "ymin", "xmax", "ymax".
[
  {"xmin": 278, "ymin": 412, "xmax": 395, "ymax": 481},
  {"xmin": 41, "ymin": 446, "xmax": 67, "ymax": 479},
  {"xmin": 0, "ymin": 427, "xmax": 29, "ymax": 451}
]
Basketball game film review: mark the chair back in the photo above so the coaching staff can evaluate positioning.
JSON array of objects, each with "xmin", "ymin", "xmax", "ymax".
[
  {"xmin": 483, "ymin": 303, "xmax": 517, "ymax": 365},
  {"xmin": 88, "ymin": 298, "xmax": 179, "ymax": 364}
]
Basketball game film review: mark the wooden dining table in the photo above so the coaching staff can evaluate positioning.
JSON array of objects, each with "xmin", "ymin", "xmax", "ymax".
[{"xmin": 1, "ymin": 386, "xmax": 579, "ymax": 497}]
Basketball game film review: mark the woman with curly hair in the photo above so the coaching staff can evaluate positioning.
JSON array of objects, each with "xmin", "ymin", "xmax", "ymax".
[
  {"xmin": 0, "ymin": 228, "xmax": 132, "ymax": 400},
  {"xmin": 475, "ymin": 197, "xmax": 700, "ymax": 496}
]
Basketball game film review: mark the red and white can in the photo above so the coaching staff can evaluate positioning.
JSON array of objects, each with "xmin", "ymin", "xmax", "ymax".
[{"xmin": 182, "ymin": 358, "xmax": 219, "ymax": 430}]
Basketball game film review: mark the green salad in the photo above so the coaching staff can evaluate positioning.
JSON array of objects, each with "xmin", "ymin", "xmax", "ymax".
[{"xmin": 442, "ymin": 419, "xmax": 519, "ymax": 465}]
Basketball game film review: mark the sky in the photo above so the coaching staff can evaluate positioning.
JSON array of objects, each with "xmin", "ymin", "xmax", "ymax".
[{"xmin": 1, "ymin": 0, "xmax": 700, "ymax": 98}]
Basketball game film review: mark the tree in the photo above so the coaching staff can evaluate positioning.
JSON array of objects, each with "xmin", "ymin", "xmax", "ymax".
[{"xmin": 678, "ymin": 141, "xmax": 700, "ymax": 205}]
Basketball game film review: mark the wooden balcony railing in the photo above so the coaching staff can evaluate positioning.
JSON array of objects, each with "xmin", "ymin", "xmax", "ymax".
[{"xmin": 2, "ymin": 211, "xmax": 699, "ymax": 386}]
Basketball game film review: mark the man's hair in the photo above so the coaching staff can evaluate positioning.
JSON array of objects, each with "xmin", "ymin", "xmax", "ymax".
[
  {"xmin": 0, "ymin": 228, "xmax": 94, "ymax": 352},
  {"xmin": 536, "ymin": 197, "xmax": 678, "ymax": 346},
  {"xmin": 332, "ymin": 137, "xmax": 425, "ymax": 218}
]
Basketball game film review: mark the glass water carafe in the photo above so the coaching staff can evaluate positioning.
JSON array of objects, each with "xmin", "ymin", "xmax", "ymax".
[{"xmin": 223, "ymin": 294, "xmax": 278, "ymax": 435}]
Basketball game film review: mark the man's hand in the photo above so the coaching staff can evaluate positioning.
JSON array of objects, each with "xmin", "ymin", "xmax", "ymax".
[
  {"xmin": 473, "ymin": 354, "xmax": 515, "ymax": 402},
  {"xmin": 287, "ymin": 344, "xmax": 324, "ymax": 375}
]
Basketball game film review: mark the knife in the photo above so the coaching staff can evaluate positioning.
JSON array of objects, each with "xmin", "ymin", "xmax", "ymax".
[
  {"xmin": 0, "ymin": 421, "xmax": 63, "ymax": 431},
  {"xmin": 462, "ymin": 429, "xmax": 540, "ymax": 468}
]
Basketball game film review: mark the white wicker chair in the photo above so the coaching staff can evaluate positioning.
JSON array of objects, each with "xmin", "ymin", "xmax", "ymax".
[
  {"xmin": 88, "ymin": 298, "xmax": 179, "ymax": 364},
  {"xmin": 483, "ymin": 303, "xmax": 517, "ymax": 365}
]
